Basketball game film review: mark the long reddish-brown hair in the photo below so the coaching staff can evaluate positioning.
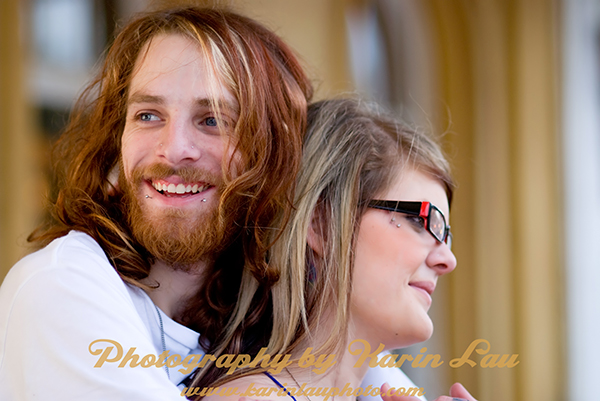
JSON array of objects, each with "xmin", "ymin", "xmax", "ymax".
[{"xmin": 30, "ymin": 5, "xmax": 312, "ymax": 377}]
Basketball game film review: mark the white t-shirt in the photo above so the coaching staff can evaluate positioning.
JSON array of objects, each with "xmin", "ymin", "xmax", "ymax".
[
  {"xmin": 0, "ymin": 231, "xmax": 183, "ymax": 400},
  {"xmin": 0, "ymin": 231, "xmax": 422, "ymax": 400},
  {"xmin": 125, "ymin": 284, "xmax": 205, "ymax": 387}
]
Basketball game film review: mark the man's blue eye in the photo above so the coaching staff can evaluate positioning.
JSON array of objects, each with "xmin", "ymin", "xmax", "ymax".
[
  {"xmin": 206, "ymin": 117, "xmax": 218, "ymax": 126},
  {"xmin": 139, "ymin": 113, "xmax": 157, "ymax": 122}
]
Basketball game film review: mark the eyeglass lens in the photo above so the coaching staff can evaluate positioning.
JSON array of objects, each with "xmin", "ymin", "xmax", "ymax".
[
  {"xmin": 429, "ymin": 209, "xmax": 444, "ymax": 241},
  {"xmin": 429, "ymin": 205, "xmax": 452, "ymax": 249},
  {"xmin": 429, "ymin": 207, "xmax": 450, "ymax": 249}
]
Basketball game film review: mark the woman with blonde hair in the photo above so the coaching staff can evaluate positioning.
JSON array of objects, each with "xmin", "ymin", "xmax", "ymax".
[{"xmin": 196, "ymin": 98, "xmax": 475, "ymax": 400}]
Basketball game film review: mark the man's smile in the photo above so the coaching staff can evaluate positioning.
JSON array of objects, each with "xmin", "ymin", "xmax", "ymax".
[{"xmin": 150, "ymin": 179, "xmax": 212, "ymax": 196}]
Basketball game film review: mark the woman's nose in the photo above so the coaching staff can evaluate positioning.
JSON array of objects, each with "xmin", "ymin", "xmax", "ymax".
[{"xmin": 426, "ymin": 241, "xmax": 457, "ymax": 275}]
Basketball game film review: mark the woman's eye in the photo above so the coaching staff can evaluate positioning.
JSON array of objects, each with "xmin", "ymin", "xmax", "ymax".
[
  {"xmin": 205, "ymin": 117, "xmax": 218, "ymax": 127},
  {"xmin": 404, "ymin": 215, "xmax": 425, "ymax": 231}
]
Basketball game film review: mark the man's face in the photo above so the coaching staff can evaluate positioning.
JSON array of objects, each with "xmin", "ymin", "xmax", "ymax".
[{"xmin": 120, "ymin": 33, "xmax": 240, "ymax": 267}]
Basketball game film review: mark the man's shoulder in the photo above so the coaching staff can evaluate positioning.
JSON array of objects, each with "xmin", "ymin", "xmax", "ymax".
[
  {"xmin": 0, "ymin": 231, "xmax": 122, "ymax": 301},
  {"xmin": 7, "ymin": 231, "xmax": 110, "ymax": 277},
  {"xmin": 32, "ymin": 230, "xmax": 106, "ymax": 261}
]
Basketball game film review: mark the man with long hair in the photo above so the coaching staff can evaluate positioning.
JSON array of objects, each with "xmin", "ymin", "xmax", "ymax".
[
  {"xmin": 0, "ymin": 7, "xmax": 312, "ymax": 400},
  {"xmin": 0, "ymin": 5, "xmax": 432, "ymax": 401}
]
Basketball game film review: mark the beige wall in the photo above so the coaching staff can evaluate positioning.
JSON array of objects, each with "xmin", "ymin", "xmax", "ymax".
[
  {"xmin": 0, "ymin": 1, "xmax": 40, "ymax": 281},
  {"xmin": 235, "ymin": 0, "xmax": 354, "ymax": 99},
  {"xmin": 424, "ymin": 1, "xmax": 563, "ymax": 399}
]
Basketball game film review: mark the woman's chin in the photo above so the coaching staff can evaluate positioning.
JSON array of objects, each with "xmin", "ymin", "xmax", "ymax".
[
  {"xmin": 410, "ymin": 316, "xmax": 435, "ymax": 344},
  {"xmin": 386, "ymin": 321, "xmax": 434, "ymax": 349}
]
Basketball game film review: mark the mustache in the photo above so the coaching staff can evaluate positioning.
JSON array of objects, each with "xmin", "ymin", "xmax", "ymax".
[{"xmin": 130, "ymin": 164, "xmax": 224, "ymax": 186}]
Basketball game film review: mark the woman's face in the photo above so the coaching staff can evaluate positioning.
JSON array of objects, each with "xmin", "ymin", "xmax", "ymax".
[{"xmin": 349, "ymin": 168, "xmax": 456, "ymax": 349}]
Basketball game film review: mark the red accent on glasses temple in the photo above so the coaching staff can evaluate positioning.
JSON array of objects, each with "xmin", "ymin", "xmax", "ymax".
[{"xmin": 419, "ymin": 202, "xmax": 430, "ymax": 218}]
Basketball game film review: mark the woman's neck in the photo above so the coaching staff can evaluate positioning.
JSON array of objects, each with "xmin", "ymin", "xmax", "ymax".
[{"xmin": 283, "ymin": 336, "xmax": 372, "ymax": 401}]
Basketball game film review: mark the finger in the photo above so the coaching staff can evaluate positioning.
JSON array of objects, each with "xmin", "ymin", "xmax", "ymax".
[
  {"xmin": 449, "ymin": 382, "xmax": 477, "ymax": 401},
  {"xmin": 380, "ymin": 383, "xmax": 391, "ymax": 401},
  {"xmin": 380, "ymin": 383, "xmax": 402, "ymax": 401}
]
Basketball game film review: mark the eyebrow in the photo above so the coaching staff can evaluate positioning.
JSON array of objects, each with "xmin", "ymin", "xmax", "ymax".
[
  {"xmin": 195, "ymin": 98, "xmax": 240, "ymax": 115},
  {"xmin": 127, "ymin": 93, "xmax": 164, "ymax": 106},
  {"xmin": 127, "ymin": 92, "xmax": 239, "ymax": 115}
]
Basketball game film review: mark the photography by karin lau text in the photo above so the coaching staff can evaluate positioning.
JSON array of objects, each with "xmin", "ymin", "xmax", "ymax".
[{"xmin": 89, "ymin": 338, "xmax": 519, "ymax": 376}]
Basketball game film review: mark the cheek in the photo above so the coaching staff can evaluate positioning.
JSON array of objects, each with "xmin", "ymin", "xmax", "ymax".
[
  {"xmin": 120, "ymin": 131, "xmax": 146, "ymax": 179},
  {"xmin": 351, "ymin": 218, "xmax": 431, "ymax": 323},
  {"xmin": 352, "ymin": 222, "xmax": 402, "ymax": 301},
  {"xmin": 354, "ymin": 219, "xmax": 425, "ymax": 284}
]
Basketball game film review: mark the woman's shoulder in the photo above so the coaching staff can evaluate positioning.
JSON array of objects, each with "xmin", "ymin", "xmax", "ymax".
[{"xmin": 201, "ymin": 373, "xmax": 297, "ymax": 401}]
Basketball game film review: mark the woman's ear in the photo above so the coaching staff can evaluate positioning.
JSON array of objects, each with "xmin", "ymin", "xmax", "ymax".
[
  {"xmin": 306, "ymin": 209, "xmax": 325, "ymax": 257},
  {"xmin": 106, "ymin": 163, "xmax": 120, "ymax": 195}
]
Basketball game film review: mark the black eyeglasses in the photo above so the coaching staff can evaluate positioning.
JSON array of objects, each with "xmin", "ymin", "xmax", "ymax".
[{"xmin": 368, "ymin": 200, "xmax": 452, "ymax": 249}]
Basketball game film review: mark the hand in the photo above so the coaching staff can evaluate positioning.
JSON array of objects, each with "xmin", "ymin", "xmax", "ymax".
[
  {"xmin": 447, "ymin": 382, "xmax": 477, "ymax": 400},
  {"xmin": 380, "ymin": 382, "xmax": 477, "ymax": 401}
]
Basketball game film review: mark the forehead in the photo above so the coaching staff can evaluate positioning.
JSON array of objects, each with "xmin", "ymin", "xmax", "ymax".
[
  {"xmin": 381, "ymin": 168, "xmax": 450, "ymax": 219},
  {"xmin": 133, "ymin": 33, "xmax": 205, "ymax": 82},
  {"xmin": 128, "ymin": 33, "xmax": 236, "ymax": 108}
]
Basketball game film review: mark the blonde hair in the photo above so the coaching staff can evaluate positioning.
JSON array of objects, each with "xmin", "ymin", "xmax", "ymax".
[{"xmin": 270, "ymin": 97, "xmax": 453, "ymax": 358}]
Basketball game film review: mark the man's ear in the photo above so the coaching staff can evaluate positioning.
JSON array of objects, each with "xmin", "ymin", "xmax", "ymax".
[
  {"xmin": 106, "ymin": 163, "xmax": 120, "ymax": 195},
  {"xmin": 306, "ymin": 208, "xmax": 325, "ymax": 257}
]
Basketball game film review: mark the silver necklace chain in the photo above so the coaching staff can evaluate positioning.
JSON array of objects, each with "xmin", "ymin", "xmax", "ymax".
[{"xmin": 154, "ymin": 304, "xmax": 170, "ymax": 379}]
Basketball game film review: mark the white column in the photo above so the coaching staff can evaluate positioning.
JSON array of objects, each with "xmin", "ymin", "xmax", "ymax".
[{"xmin": 563, "ymin": 0, "xmax": 600, "ymax": 398}]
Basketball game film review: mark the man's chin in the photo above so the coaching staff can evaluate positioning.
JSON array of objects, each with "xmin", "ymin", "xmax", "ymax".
[
  {"xmin": 137, "ymin": 217, "xmax": 222, "ymax": 268},
  {"xmin": 126, "ymin": 195, "xmax": 225, "ymax": 268}
]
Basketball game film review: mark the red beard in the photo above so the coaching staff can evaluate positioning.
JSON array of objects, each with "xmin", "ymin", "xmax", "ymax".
[{"xmin": 119, "ymin": 163, "xmax": 231, "ymax": 270}]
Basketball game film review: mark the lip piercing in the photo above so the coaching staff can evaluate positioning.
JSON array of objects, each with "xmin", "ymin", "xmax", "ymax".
[
  {"xmin": 145, "ymin": 195, "xmax": 152, "ymax": 199},
  {"xmin": 202, "ymin": 198, "xmax": 206, "ymax": 202}
]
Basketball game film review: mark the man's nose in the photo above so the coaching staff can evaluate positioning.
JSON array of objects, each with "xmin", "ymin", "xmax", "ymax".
[{"xmin": 156, "ymin": 118, "xmax": 201, "ymax": 164}]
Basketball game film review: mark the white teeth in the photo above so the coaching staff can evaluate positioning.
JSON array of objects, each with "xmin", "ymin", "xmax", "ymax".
[{"xmin": 151, "ymin": 181, "xmax": 209, "ymax": 195}]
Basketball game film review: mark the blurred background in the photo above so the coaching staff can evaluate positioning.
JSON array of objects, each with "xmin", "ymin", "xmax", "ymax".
[{"xmin": 1, "ymin": 0, "xmax": 598, "ymax": 399}]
